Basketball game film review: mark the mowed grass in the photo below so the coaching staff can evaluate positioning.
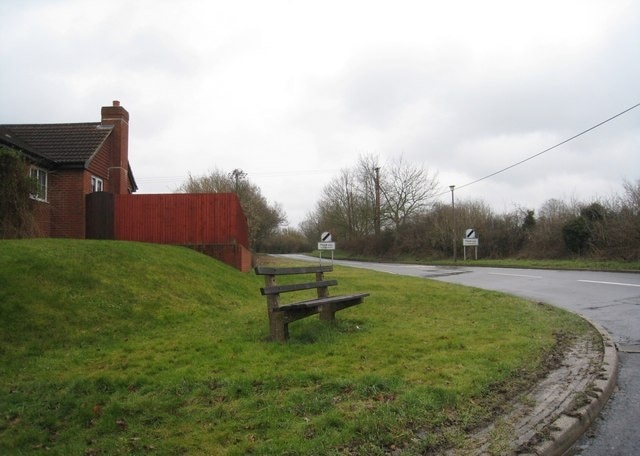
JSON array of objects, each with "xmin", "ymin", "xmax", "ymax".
[
  {"xmin": 0, "ymin": 239, "xmax": 593, "ymax": 455},
  {"xmin": 324, "ymin": 249, "xmax": 640, "ymax": 272}
]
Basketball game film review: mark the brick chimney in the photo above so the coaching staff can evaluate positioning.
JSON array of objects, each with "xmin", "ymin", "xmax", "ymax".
[{"xmin": 101, "ymin": 100, "xmax": 130, "ymax": 194}]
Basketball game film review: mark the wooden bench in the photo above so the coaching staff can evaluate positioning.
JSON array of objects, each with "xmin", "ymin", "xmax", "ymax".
[{"xmin": 255, "ymin": 265, "xmax": 369, "ymax": 341}]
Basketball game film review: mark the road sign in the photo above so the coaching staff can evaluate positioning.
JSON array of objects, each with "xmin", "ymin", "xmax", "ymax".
[
  {"xmin": 321, "ymin": 231, "xmax": 332, "ymax": 242},
  {"xmin": 318, "ymin": 242, "xmax": 336, "ymax": 250},
  {"xmin": 463, "ymin": 230, "xmax": 478, "ymax": 259}
]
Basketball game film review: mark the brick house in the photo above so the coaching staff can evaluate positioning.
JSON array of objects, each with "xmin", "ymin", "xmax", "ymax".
[
  {"xmin": 1, "ymin": 101, "xmax": 252, "ymax": 271},
  {"xmin": 0, "ymin": 101, "xmax": 137, "ymax": 238}
]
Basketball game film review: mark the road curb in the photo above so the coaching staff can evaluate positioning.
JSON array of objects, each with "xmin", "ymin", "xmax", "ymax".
[{"xmin": 534, "ymin": 319, "xmax": 619, "ymax": 456}]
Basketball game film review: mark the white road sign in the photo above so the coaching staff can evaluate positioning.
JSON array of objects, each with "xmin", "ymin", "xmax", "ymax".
[
  {"xmin": 465, "ymin": 228, "xmax": 477, "ymax": 239},
  {"xmin": 321, "ymin": 231, "xmax": 332, "ymax": 242},
  {"xmin": 318, "ymin": 242, "xmax": 336, "ymax": 250}
]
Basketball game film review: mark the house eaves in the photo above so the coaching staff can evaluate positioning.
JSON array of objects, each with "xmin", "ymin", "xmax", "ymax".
[
  {"xmin": 0, "ymin": 123, "xmax": 114, "ymax": 169},
  {"xmin": 0, "ymin": 126, "xmax": 56, "ymax": 168}
]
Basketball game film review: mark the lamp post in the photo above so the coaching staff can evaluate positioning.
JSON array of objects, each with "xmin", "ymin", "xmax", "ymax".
[
  {"xmin": 374, "ymin": 166, "xmax": 381, "ymax": 236},
  {"xmin": 449, "ymin": 185, "xmax": 456, "ymax": 263}
]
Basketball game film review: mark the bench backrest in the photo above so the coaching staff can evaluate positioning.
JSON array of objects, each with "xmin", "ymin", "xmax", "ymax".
[
  {"xmin": 254, "ymin": 265, "xmax": 334, "ymax": 275},
  {"xmin": 254, "ymin": 265, "xmax": 336, "ymax": 308}
]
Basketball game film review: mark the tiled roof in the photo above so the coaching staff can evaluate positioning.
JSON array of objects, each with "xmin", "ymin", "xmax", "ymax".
[{"xmin": 0, "ymin": 122, "xmax": 113, "ymax": 167}]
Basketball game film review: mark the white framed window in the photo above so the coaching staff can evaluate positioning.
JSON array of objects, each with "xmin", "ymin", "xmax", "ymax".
[
  {"xmin": 30, "ymin": 167, "xmax": 48, "ymax": 201},
  {"xmin": 91, "ymin": 176, "xmax": 104, "ymax": 192}
]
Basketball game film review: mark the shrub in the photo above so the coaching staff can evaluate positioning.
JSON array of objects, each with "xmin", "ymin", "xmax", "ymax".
[
  {"xmin": 0, "ymin": 146, "xmax": 37, "ymax": 239},
  {"xmin": 562, "ymin": 216, "xmax": 590, "ymax": 255}
]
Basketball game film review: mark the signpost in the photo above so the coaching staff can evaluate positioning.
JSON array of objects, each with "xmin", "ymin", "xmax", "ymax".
[
  {"xmin": 318, "ymin": 232, "xmax": 335, "ymax": 264},
  {"xmin": 463, "ymin": 228, "xmax": 479, "ymax": 260}
]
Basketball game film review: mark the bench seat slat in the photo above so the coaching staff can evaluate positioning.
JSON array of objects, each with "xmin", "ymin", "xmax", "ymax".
[
  {"xmin": 261, "ymin": 280, "xmax": 338, "ymax": 295},
  {"xmin": 273, "ymin": 293, "xmax": 370, "ymax": 311}
]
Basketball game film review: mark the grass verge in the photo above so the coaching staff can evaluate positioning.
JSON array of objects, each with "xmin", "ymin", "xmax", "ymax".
[
  {"xmin": 315, "ymin": 249, "xmax": 640, "ymax": 272},
  {"xmin": 1, "ymin": 239, "xmax": 593, "ymax": 454}
]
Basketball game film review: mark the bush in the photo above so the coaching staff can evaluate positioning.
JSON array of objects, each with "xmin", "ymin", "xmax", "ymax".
[
  {"xmin": 562, "ymin": 216, "xmax": 590, "ymax": 255},
  {"xmin": 258, "ymin": 227, "xmax": 314, "ymax": 253},
  {"xmin": 0, "ymin": 146, "xmax": 37, "ymax": 239}
]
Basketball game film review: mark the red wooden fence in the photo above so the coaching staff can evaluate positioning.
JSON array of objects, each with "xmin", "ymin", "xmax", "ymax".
[
  {"xmin": 114, "ymin": 193, "xmax": 248, "ymax": 248},
  {"xmin": 108, "ymin": 193, "xmax": 251, "ymax": 271}
]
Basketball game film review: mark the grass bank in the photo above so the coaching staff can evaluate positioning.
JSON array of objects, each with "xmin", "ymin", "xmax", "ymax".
[{"xmin": 1, "ymin": 239, "xmax": 593, "ymax": 454}]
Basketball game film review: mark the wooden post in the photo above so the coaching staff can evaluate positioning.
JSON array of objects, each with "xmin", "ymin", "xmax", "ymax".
[
  {"xmin": 317, "ymin": 270, "xmax": 335, "ymax": 321},
  {"xmin": 316, "ymin": 271, "xmax": 328, "ymax": 298},
  {"xmin": 270, "ymin": 311, "xmax": 288, "ymax": 341},
  {"xmin": 264, "ymin": 273, "xmax": 287, "ymax": 341}
]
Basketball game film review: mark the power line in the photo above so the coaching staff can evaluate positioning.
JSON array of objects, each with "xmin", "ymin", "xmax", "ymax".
[{"xmin": 439, "ymin": 101, "xmax": 640, "ymax": 197}]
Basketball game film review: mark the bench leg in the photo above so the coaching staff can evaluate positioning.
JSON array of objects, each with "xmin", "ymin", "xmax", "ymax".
[
  {"xmin": 269, "ymin": 311, "xmax": 289, "ymax": 341},
  {"xmin": 319, "ymin": 304, "xmax": 336, "ymax": 322}
]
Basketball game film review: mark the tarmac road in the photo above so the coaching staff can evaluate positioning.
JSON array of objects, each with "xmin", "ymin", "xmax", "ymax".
[{"xmin": 278, "ymin": 255, "xmax": 640, "ymax": 454}]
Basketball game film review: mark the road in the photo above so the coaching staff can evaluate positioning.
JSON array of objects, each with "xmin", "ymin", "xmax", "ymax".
[{"xmin": 279, "ymin": 255, "xmax": 640, "ymax": 454}]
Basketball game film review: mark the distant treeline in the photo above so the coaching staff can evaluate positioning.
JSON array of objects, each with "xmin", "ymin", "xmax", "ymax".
[{"xmin": 263, "ymin": 156, "xmax": 639, "ymax": 261}]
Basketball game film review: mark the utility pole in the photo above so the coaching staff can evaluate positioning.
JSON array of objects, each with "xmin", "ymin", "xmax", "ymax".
[
  {"xmin": 374, "ymin": 166, "xmax": 381, "ymax": 236},
  {"xmin": 229, "ymin": 168, "xmax": 247, "ymax": 193},
  {"xmin": 449, "ymin": 185, "xmax": 456, "ymax": 263}
]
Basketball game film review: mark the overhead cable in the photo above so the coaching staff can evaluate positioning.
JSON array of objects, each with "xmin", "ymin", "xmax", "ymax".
[{"xmin": 440, "ymin": 101, "xmax": 640, "ymax": 196}]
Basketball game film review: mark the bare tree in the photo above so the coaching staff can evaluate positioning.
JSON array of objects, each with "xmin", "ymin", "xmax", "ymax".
[
  {"xmin": 318, "ymin": 168, "xmax": 373, "ymax": 240},
  {"xmin": 380, "ymin": 156, "xmax": 439, "ymax": 231},
  {"xmin": 304, "ymin": 154, "xmax": 440, "ymax": 246},
  {"xmin": 622, "ymin": 179, "xmax": 640, "ymax": 214},
  {"xmin": 606, "ymin": 179, "xmax": 640, "ymax": 259},
  {"xmin": 304, "ymin": 156, "xmax": 380, "ymax": 244},
  {"xmin": 355, "ymin": 154, "xmax": 380, "ymax": 234}
]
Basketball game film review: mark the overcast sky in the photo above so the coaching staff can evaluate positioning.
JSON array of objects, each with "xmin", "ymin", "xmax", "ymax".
[{"xmin": 2, "ymin": 0, "xmax": 639, "ymax": 226}]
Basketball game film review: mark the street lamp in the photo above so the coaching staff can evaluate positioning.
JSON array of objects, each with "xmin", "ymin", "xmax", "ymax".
[
  {"xmin": 449, "ymin": 185, "xmax": 456, "ymax": 263},
  {"xmin": 374, "ymin": 166, "xmax": 381, "ymax": 236}
]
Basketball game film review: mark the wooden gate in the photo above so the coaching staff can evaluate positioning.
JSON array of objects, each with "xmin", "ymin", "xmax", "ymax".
[{"xmin": 85, "ymin": 192, "xmax": 114, "ymax": 239}]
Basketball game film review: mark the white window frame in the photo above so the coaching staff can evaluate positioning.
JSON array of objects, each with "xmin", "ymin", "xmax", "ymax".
[
  {"xmin": 30, "ymin": 167, "xmax": 48, "ymax": 202},
  {"xmin": 91, "ymin": 176, "xmax": 104, "ymax": 192}
]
